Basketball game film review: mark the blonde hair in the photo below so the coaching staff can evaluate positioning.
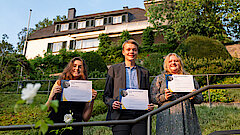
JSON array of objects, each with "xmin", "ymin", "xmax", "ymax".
[
  {"xmin": 122, "ymin": 39, "xmax": 139, "ymax": 50},
  {"xmin": 163, "ymin": 53, "xmax": 185, "ymax": 74}
]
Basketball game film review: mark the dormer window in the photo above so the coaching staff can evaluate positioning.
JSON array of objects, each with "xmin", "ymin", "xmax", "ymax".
[
  {"xmin": 61, "ymin": 23, "xmax": 69, "ymax": 31},
  {"xmin": 86, "ymin": 19, "xmax": 95, "ymax": 27},
  {"xmin": 122, "ymin": 14, "xmax": 128, "ymax": 23},
  {"xmin": 113, "ymin": 16, "xmax": 122, "ymax": 24},
  {"xmin": 55, "ymin": 24, "xmax": 61, "ymax": 32},
  {"xmin": 104, "ymin": 16, "xmax": 113, "ymax": 25},
  {"xmin": 95, "ymin": 19, "xmax": 104, "ymax": 27},
  {"xmin": 78, "ymin": 21, "xmax": 86, "ymax": 29},
  {"xmin": 69, "ymin": 22, "xmax": 77, "ymax": 30}
]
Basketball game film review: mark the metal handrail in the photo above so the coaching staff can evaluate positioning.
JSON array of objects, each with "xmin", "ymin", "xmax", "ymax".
[{"xmin": 1, "ymin": 84, "xmax": 240, "ymax": 133}]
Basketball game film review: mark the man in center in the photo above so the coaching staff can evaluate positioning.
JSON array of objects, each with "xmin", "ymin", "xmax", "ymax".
[{"xmin": 103, "ymin": 39, "xmax": 154, "ymax": 135}]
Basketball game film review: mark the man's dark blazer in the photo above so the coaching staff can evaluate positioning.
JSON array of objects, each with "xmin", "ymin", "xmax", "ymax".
[{"xmin": 103, "ymin": 62, "xmax": 150, "ymax": 120}]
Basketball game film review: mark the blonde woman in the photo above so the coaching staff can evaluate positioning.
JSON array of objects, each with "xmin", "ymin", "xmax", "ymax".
[{"xmin": 150, "ymin": 53, "xmax": 203, "ymax": 135}]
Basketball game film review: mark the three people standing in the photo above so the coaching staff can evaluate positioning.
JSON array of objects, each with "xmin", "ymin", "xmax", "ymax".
[{"xmin": 46, "ymin": 40, "xmax": 202, "ymax": 135}]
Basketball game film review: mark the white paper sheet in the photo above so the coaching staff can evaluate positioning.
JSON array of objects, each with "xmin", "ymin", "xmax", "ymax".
[
  {"xmin": 167, "ymin": 75, "xmax": 195, "ymax": 92},
  {"xmin": 61, "ymin": 80, "xmax": 92, "ymax": 102},
  {"xmin": 120, "ymin": 89, "xmax": 149, "ymax": 110}
]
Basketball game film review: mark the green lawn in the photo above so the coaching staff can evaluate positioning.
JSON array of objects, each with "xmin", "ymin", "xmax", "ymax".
[{"xmin": 0, "ymin": 94, "xmax": 239, "ymax": 135}]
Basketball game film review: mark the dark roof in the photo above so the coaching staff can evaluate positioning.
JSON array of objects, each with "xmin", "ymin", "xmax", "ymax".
[{"xmin": 28, "ymin": 8, "xmax": 147, "ymax": 40}]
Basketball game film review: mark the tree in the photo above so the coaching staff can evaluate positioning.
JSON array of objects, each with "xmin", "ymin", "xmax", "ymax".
[
  {"xmin": 146, "ymin": 0, "xmax": 240, "ymax": 44},
  {"xmin": 141, "ymin": 26, "xmax": 154, "ymax": 51},
  {"xmin": 53, "ymin": 15, "xmax": 67, "ymax": 23},
  {"xmin": 97, "ymin": 33, "xmax": 112, "ymax": 64},
  {"xmin": 17, "ymin": 15, "xmax": 67, "ymax": 53},
  {"xmin": 17, "ymin": 27, "xmax": 35, "ymax": 54},
  {"xmin": 35, "ymin": 15, "xmax": 67, "ymax": 31},
  {"xmin": 120, "ymin": 30, "xmax": 131, "ymax": 45},
  {"xmin": 0, "ymin": 34, "xmax": 14, "ymax": 56}
]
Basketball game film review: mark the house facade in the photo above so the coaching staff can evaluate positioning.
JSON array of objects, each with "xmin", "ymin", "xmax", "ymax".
[{"xmin": 26, "ymin": 6, "xmax": 166, "ymax": 59}]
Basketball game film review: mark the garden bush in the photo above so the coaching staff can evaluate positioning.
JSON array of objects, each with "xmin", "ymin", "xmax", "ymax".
[
  {"xmin": 91, "ymin": 99, "xmax": 107, "ymax": 116},
  {"xmin": 140, "ymin": 53, "xmax": 165, "ymax": 76},
  {"xmin": 176, "ymin": 35, "xmax": 231, "ymax": 59},
  {"xmin": 183, "ymin": 57, "xmax": 240, "ymax": 86},
  {"xmin": 81, "ymin": 51, "xmax": 107, "ymax": 73},
  {"xmin": 202, "ymin": 76, "xmax": 240, "ymax": 103},
  {"xmin": 202, "ymin": 89, "xmax": 233, "ymax": 103}
]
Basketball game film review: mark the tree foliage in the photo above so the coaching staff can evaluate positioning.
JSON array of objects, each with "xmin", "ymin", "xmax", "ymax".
[
  {"xmin": 141, "ymin": 27, "xmax": 154, "ymax": 52},
  {"xmin": 120, "ymin": 30, "xmax": 131, "ymax": 45},
  {"xmin": 146, "ymin": 0, "xmax": 239, "ymax": 44},
  {"xmin": 175, "ymin": 35, "xmax": 231, "ymax": 59},
  {"xmin": 17, "ymin": 27, "xmax": 35, "ymax": 53},
  {"xmin": 97, "ymin": 33, "xmax": 112, "ymax": 64},
  {"xmin": 17, "ymin": 15, "xmax": 67, "ymax": 53},
  {"xmin": 35, "ymin": 15, "xmax": 67, "ymax": 31}
]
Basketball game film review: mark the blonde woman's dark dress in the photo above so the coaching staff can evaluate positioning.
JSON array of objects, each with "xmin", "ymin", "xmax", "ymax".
[{"xmin": 150, "ymin": 72, "xmax": 203, "ymax": 135}]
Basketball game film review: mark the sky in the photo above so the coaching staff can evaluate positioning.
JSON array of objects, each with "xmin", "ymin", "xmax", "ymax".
[{"xmin": 0, "ymin": 0, "xmax": 146, "ymax": 48}]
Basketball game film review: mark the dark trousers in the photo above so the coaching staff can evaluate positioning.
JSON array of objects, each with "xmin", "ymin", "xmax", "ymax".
[{"xmin": 112, "ymin": 110, "xmax": 147, "ymax": 135}]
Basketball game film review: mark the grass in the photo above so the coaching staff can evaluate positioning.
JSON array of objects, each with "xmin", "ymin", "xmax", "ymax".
[{"xmin": 0, "ymin": 94, "xmax": 239, "ymax": 135}]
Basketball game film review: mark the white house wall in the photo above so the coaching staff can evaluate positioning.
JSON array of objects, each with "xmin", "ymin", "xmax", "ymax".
[
  {"xmin": 26, "ymin": 20, "xmax": 156, "ymax": 59},
  {"xmin": 26, "ymin": 36, "xmax": 75, "ymax": 59}
]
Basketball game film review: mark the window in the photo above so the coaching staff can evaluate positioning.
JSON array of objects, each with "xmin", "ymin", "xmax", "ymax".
[
  {"xmin": 76, "ymin": 40, "xmax": 82, "ymax": 49},
  {"xmin": 122, "ymin": 14, "xmax": 127, "ymax": 22},
  {"xmin": 69, "ymin": 40, "xmax": 76, "ymax": 50},
  {"xmin": 103, "ymin": 16, "xmax": 113, "ymax": 25},
  {"xmin": 113, "ymin": 16, "xmax": 122, "ymax": 24},
  {"xmin": 86, "ymin": 19, "xmax": 95, "ymax": 27},
  {"xmin": 108, "ymin": 17, "xmax": 112, "ymax": 24},
  {"xmin": 73, "ymin": 22, "xmax": 77, "ymax": 29},
  {"xmin": 69, "ymin": 22, "xmax": 77, "ymax": 30},
  {"xmin": 62, "ymin": 41, "xmax": 67, "ymax": 49},
  {"xmin": 95, "ymin": 19, "xmax": 104, "ymax": 26},
  {"xmin": 47, "ymin": 43, "xmax": 53, "ymax": 52},
  {"xmin": 78, "ymin": 21, "xmax": 86, "ymax": 29},
  {"xmin": 55, "ymin": 24, "xmax": 61, "ymax": 32},
  {"xmin": 82, "ymin": 39, "xmax": 99, "ymax": 48},
  {"xmin": 61, "ymin": 23, "xmax": 69, "ymax": 31}
]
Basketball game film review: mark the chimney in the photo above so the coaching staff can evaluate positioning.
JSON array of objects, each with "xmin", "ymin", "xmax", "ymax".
[
  {"xmin": 68, "ymin": 8, "xmax": 76, "ymax": 20},
  {"xmin": 123, "ymin": 6, "xmax": 128, "ymax": 9}
]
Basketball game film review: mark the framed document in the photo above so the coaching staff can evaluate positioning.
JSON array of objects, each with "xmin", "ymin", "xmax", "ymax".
[
  {"xmin": 166, "ymin": 74, "xmax": 195, "ymax": 92},
  {"xmin": 119, "ymin": 89, "xmax": 149, "ymax": 110},
  {"xmin": 61, "ymin": 80, "xmax": 92, "ymax": 102}
]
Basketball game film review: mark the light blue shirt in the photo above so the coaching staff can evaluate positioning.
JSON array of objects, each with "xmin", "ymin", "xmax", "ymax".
[{"xmin": 125, "ymin": 66, "xmax": 139, "ymax": 89}]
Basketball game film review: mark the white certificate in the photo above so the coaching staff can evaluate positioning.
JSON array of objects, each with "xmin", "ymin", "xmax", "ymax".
[
  {"xmin": 120, "ymin": 89, "xmax": 149, "ymax": 110},
  {"xmin": 61, "ymin": 80, "xmax": 92, "ymax": 102},
  {"xmin": 166, "ymin": 75, "xmax": 195, "ymax": 92}
]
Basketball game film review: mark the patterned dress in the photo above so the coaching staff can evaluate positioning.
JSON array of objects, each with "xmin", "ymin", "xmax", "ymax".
[{"xmin": 150, "ymin": 73, "xmax": 203, "ymax": 135}]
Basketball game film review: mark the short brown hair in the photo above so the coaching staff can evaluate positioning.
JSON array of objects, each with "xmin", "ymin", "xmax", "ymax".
[{"xmin": 122, "ymin": 39, "xmax": 139, "ymax": 49}]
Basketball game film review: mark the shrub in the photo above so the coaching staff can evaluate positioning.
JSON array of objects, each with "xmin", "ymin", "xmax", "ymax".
[
  {"xmin": 214, "ymin": 77, "xmax": 240, "ymax": 102},
  {"xmin": 183, "ymin": 57, "xmax": 240, "ymax": 85},
  {"xmin": 81, "ymin": 51, "xmax": 107, "ymax": 73},
  {"xmin": 151, "ymin": 43, "xmax": 178, "ymax": 54},
  {"xmin": 141, "ymin": 53, "xmax": 165, "ymax": 76},
  {"xmin": 176, "ymin": 35, "xmax": 231, "ymax": 59},
  {"xmin": 91, "ymin": 99, "xmax": 107, "ymax": 116},
  {"xmin": 202, "ymin": 89, "xmax": 233, "ymax": 103}
]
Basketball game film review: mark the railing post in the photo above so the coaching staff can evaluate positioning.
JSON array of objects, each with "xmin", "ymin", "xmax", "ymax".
[
  {"xmin": 207, "ymin": 74, "xmax": 211, "ymax": 107},
  {"xmin": 17, "ymin": 81, "xmax": 20, "ymax": 94},
  {"xmin": 47, "ymin": 80, "xmax": 51, "ymax": 95},
  {"xmin": 147, "ymin": 115, "xmax": 151, "ymax": 135}
]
